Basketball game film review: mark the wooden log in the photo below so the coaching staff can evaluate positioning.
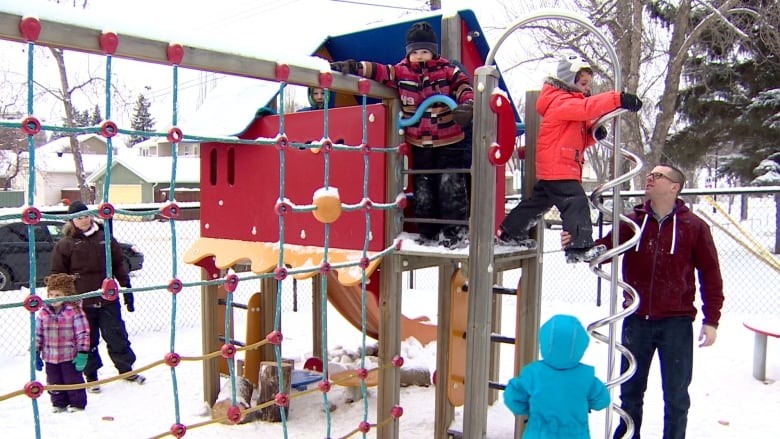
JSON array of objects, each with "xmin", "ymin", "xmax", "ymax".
[
  {"xmin": 211, "ymin": 375, "xmax": 254, "ymax": 424},
  {"xmin": 257, "ymin": 361, "xmax": 292, "ymax": 422}
]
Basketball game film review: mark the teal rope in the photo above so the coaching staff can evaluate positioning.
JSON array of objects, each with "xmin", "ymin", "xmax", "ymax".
[
  {"xmin": 169, "ymin": 64, "xmax": 182, "ymax": 425},
  {"xmin": 359, "ymin": 92, "xmax": 371, "ymax": 420}
]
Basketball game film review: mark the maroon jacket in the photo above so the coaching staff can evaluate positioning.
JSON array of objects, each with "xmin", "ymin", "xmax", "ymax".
[
  {"xmin": 357, "ymin": 57, "xmax": 474, "ymax": 147},
  {"xmin": 596, "ymin": 199, "xmax": 724, "ymax": 327}
]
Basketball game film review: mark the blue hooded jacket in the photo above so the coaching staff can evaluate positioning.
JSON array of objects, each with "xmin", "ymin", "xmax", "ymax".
[{"xmin": 504, "ymin": 314, "xmax": 610, "ymax": 438}]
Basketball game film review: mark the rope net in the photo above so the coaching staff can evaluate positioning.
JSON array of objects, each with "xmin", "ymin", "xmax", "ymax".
[{"xmin": 0, "ymin": 19, "xmax": 405, "ymax": 439}]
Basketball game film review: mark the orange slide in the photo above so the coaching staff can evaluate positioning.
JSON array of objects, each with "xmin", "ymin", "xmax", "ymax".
[{"xmin": 325, "ymin": 271, "xmax": 438, "ymax": 345}]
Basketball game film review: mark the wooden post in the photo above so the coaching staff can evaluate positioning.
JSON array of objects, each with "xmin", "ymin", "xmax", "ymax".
[
  {"xmin": 257, "ymin": 361, "xmax": 292, "ymax": 422},
  {"xmin": 434, "ymin": 263, "xmax": 457, "ymax": 439},
  {"xmin": 202, "ymin": 276, "xmax": 222, "ymax": 405},
  {"xmin": 260, "ymin": 278, "xmax": 278, "ymax": 363},
  {"xmin": 244, "ymin": 292, "xmax": 263, "ymax": 386},
  {"xmin": 212, "ymin": 375, "xmax": 254, "ymax": 424}
]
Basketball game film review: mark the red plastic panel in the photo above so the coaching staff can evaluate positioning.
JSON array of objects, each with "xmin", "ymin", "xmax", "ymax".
[{"xmin": 200, "ymin": 104, "xmax": 388, "ymax": 252}]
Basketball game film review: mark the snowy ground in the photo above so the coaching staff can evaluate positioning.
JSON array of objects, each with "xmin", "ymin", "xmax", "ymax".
[{"xmin": 1, "ymin": 198, "xmax": 778, "ymax": 438}]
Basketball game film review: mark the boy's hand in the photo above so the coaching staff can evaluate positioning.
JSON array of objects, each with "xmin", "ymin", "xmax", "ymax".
[
  {"xmin": 330, "ymin": 60, "xmax": 359, "ymax": 75},
  {"xmin": 560, "ymin": 231, "xmax": 572, "ymax": 249},
  {"xmin": 620, "ymin": 93, "xmax": 643, "ymax": 112},
  {"xmin": 35, "ymin": 352, "xmax": 43, "ymax": 371},
  {"xmin": 452, "ymin": 101, "xmax": 473, "ymax": 127},
  {"xmin": 124, "ymin": 293, "xmax": 135, "ymax": 313}
]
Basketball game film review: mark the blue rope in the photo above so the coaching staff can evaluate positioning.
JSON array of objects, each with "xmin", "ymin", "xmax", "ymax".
[{"xmin": 397, "ymin": 95, "xmax": 457, "ymax": 127}]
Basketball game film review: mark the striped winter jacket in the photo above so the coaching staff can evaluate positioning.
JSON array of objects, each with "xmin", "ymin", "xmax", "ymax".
[
  {"xmin": 35, "ymin": 303, "xmax": 90, "ymax": 364},
  {"xmin": 357, "ymin": 57, "xmax": 474, "ymax": 147}
]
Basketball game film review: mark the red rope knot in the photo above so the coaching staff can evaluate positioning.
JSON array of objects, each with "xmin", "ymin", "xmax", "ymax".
[
  {"xmin": 320, "ymin": 139, "xmax": 333, "ymax": 153},
  {"xmin": 167, "ymin": 43, "xmax": 184, "ymax": 65},
  {"xmin": 21, "ymin": 207, "xmax": 41, "ymax": 225},
  {"xmin": 19, "ymin": 17, "xmax": 41, "ymax": 42},
  {"xmin": 275, "ymin": 64, "xmax": 290, "ymax": 81},
  {"xmin": 101, "ymin": 278, "xmax": 119, "ymax": 301},
  {"xmin": 358, "ymin": 421, "xmax": 371, "ymax": 434},
  {"xmin": 274, "ymin": 392, "xmax": 290, "ymax": 407},
  {"xmin": 359, "ymin": 257, "xmax": 370, "ymax": 269},
  {"xmin": 392, "ymin": 355, "xmax": 404, "ymax": 367},
  {"xmin": 273, "ymin": 266, "xmax": 287, "ymax": 281},
  {"xmin": 99, "ymin": 32, "xmax": 119, "ymax": 54},
  {"xmin": 360, "ymin": 143, "xmax": 371, "ymax": 155},
  {"xmin": 170, "ymin": 423, "xmax": 187, "ymax": 438},
  {"xmin": 320, "ymin": 262, "xmax": 331, "ymax": 274},
  {"xmin": 164, "ymin": 352, "xmax": 181, "ymax": 367},
  {"xmin": 275, "ymin": 135, "xmax": 289, "ymax": 150},
  {"xmin": 223, "ymin": 273, "xmax": 239, "ymax": 293},
  {"xmin": 23, "ymin": 295, "xmax": 44, "ymax": 312},
  {"xmin": 160, "ymin": 202, "xmax": 180, "ymax": 219},
  {"xmin": 100, "ymin": 120, "xmax": 118, "ymax": 138},
  {"xmin": 390, "ymin": 406, "xmax": 404, "ymax": 418},
  {"xmin": 226, "ymin": 405, "xmax": 242, "ymax": 424},
  {"xmin": 274, "ymin": 200, "xmax": 291, "ymax": 216},
  {"xmin": 266, "ymin": 330, "xmax": 283, "ymax": 345},
  {"xmin": 220, "ymin": 344, "xmax": 236, "ymax": 359},
  {"xmin": 167, "ymin": 278, "xmax": 183, "ymax": 294},
  {"xmin": 167, "ymin": 127, "xmax": 183, "ymax": 143},
  {"xmin": 24, "ymin": 381, "xmax": 44, "ymax": 399},
  {"xmin": 318, "ymin": 72, "xmax": 333, "ymax": 89},
  {"xmin": 318, "ymin": 380, "xmax": 331, "ymax": 393},
  {"xmin": 97, "ymin": 202, "xmax": 115, "ymax": 219},
  {"xmin": 358, "ymin": 78, "xmax": 371, "ymax": 95},
  {"xmin": 21, "ymin": 116, "xmax": 41, "ymax": 135}
]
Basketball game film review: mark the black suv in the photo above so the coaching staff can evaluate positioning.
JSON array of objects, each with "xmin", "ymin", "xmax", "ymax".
[{"xmin": 0, "ymin": 220, "xmax": 144, "ymax": 291}]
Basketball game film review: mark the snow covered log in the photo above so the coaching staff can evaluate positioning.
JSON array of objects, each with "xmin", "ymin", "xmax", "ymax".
[
  {"xmin": 211, "ymin": 375, "xmax": 254, "ymax": 424},
  {"xmin": 256, "ymin": 361, "xmax": 292, "ymax": 422}
]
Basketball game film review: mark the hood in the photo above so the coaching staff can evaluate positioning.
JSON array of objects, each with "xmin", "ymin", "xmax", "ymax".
[
  {"xmin": 307, "ymin": 87, "xmax": 336, "ymax": 109},
  {"xmin": 535, "ymin": 76, "xmax": 583, "ymax": 117},
  {"xmin": 632, "ymin": 199, "xmax": 689, "ymax": 255},
  {"xmin": 539, "ymin": 314, "xmax": 589, "ymax": 370}
]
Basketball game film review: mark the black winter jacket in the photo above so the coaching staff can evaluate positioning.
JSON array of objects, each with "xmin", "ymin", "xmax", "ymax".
[{"xmin": 51, "ymin": 220, "xmax": 130, "ymax": 308}]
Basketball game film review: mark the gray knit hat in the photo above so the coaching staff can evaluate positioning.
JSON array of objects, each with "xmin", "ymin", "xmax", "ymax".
[
  {"xmin": 556, "ymin": 53, "xmax": 592, "ymax": 85},
  {"xmin": 405, "ymin": 22, "xmax": 438, "ymax": 58}
]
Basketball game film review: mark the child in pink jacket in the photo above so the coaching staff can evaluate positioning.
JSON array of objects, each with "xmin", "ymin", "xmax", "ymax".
[{"xmin": 35, "ymin": 273, "xmax": 90, "ymax": 413}]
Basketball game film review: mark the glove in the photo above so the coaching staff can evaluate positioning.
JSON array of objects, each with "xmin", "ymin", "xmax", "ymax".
[
  {"xmin": 72, "ymin": 352, "xmax": 88, "ymax": 372},
  {"xmin": 452, "ymin": 101, "xmax": 474, "ymax": 127},
  {"xmin": 124, "ymin": 292, "xmax": 135, "ymax": 312},
  {"xmin": 35, "ymin": 352, "xmax": 43, "ymax": 371},
  {"xmin": 594, "ymin": 125, "xmax": 608, "ymax": 141},
  {"xmin": 330, "ymin": 59, "xmax": 359, "ymax": 75},
  {"xmin": 620, "ymin": 92, "xmax": 643, "ymax": 112}
]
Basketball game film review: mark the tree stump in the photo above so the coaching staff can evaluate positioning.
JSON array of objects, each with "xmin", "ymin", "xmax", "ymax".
[
  {"xmin": 211, "ymin": 375, "xmax": 254, "ymax": 424},
  {"xmin": 257, "ymin": 361, "xmax": 292, "ymax": 422}
]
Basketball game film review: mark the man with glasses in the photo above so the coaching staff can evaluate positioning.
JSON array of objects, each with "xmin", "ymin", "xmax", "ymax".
[{"xmin": 565, "ymin": 164, "xmax": 724, "ymax": 438}]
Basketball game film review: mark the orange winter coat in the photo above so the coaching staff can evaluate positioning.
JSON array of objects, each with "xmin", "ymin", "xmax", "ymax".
[{"xmin": 535, "ymin": 77, "xmax": 622, "ymax": 181}]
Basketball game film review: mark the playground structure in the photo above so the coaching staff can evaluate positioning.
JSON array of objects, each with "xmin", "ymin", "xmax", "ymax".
[{"xmin": 0, "ymin": 6, "xmax": 645, "ymax": 439}]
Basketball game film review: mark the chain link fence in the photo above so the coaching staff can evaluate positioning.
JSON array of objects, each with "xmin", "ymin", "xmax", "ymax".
[{"xmin": 1, "ymin": 192, "xmax": 777, "ymax": 355}]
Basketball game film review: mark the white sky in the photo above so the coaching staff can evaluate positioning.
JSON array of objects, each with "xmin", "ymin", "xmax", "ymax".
[{"xmin": 0, "ymin": 0, "xmax": 548, "ymax": 133}]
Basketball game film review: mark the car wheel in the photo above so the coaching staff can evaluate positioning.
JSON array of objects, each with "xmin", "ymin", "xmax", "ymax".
[{"xmin": 0, "ymin": 266, "xmax": 13, "ymax": 291}]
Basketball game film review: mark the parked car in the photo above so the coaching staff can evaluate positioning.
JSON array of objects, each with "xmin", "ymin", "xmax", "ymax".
[{"xmin": 0, "ymin": 220, "xmax": 144, "ymax": 291}]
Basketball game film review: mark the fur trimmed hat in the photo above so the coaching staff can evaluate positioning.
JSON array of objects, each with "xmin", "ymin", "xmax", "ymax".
[
  {"xmin": 45, "ymin": 273, "xmax": 77, "ymax": 296},
  {"xmin": 556, "ymin": 53, "xmax": 592, "ymax": 85},
  {"xmin": 405, "ymin": 22, "xmax": 438, "ymax": 58},
  {"xmin": 67, "ymin": 200, "xmax": 88, "ymax": 215}
]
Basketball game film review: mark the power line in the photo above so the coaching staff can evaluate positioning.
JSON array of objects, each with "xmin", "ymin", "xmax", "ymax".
[{"xmin": 328, "ymin": 0, "xmax": 426, "ymax": 11}]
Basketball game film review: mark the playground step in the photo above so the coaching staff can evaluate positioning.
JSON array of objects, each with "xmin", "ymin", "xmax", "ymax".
[{"xmin": 461, "ymin": 283, "xmax": 519, "ymax": 296}]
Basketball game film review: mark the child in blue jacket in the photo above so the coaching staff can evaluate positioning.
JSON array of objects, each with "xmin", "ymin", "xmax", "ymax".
[{"xmin": 504, "ymin": 314, "xmax": 610, "ymax": 438}]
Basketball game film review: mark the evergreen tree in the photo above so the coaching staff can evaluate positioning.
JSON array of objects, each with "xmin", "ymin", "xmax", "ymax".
[
  {"xmin": 129, "ymin": 93, "xmax": 155, "ymax": 146},
  {"xmin": 90, "ymin": 104, "xmax": 102, "ymax": 125}
]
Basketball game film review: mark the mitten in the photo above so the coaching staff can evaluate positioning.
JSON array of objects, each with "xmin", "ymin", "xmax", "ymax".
[
  {"xmin": 72, "ymin": 352, "xmax": 88, "ymax": 372},
  {"xmin": 35, "ymin": 352, "xmax": 43, "ymax": 371},
  {"xmin": 594, "ymin": 125, "xmax": 608, "ymax": 141},
  {"xmin": 620, "ymin": 92, "xmax": 643, "ymax": 112},
  {"xmin": 330, "ymin": 59, "xmax": 359, "ymax": 75},
  {"xmin": 123, "ymin": 292, "xmax": 135, "ymax": 313},
  {"xmin": 452, "ymin": 101, "xmax": 474, "ymax": 127}
]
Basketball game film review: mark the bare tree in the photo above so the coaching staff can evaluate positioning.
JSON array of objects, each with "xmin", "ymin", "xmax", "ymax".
[{"xmin": 491, "ymin": 1, "xmax": 776, "ymax": 187}]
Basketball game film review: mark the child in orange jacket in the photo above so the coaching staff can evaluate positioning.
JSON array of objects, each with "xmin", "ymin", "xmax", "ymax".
[{"xmin": 497, "ymin": 54, "xmax": 642, "ymax": 262}]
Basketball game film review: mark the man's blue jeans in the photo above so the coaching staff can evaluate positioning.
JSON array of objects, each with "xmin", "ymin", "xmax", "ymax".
[{"xmin": 613, "ymin": 315, "xmax": 693, "ymax": 439}]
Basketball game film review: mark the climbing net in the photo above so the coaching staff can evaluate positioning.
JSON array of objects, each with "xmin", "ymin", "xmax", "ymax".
[{"xmin": 0, "ymin": 15, "xmax": 407, "ymax": 439}]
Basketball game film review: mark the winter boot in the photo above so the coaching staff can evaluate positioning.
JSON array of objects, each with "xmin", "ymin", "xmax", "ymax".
[
  {"xmin": 495, "ymin": 231, "xmax": 536, "ymax": 249},
  {"xmin": 125, "ymin": 374, "xmax": 146, "ymax": 385},
  {"xmin": 85, "ymin": 373, "xmax": 101, "ymax": 394},
  {"xmin": 565, "ymin": 244, "xmax": 607, "ymax": 264}
]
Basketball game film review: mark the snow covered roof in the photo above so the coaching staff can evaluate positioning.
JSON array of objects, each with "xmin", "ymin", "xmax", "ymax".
[
  {"xmin": 86, "ymin": 156, "xmax": 200, "ymax": 184},
  {"xmin": 35, "ymin": 153, "xmax": 108, "ymax": 174},
  {"xmin": 35, "ymin": 133, "xmax": 105, "ymax": 154}
]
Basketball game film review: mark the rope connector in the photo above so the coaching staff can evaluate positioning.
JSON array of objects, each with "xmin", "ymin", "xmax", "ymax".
[
  {"xmin": 24, "ymin": 381, "xmax": 44, "ymax": 399},
  {"xmin": 99, "ymin": 31, "xmax": 119, "ymax": 54},
  {"xmin": 101, "ymin": 278, "xmax": 119, "ymax": 301},
  {"xmin": 165, "ymin": 352, "xmax": 181, "ymax": 367},
  {"xmin": 97, "ymin": 202, "xmax": 115, "ymax": 219},
  {"xmin": 19, "ymin": 17, "xmax": 41, "ymax": 42},
  {"xmin": 23, "ymin": 295, "xmax": 44, "ymax": 312},
  {"xmin": 170, "ymin": 423, "xmax": 187, "ymax": 438},
  {"xmin": 167, "ymin": 278, "xmax": 183, "ymax": 294},
  {"xmin": 21, "ymin": 116, "xmax": 41, "ymax": 135},
  {"xmin": 21, "ymin": 207, "xmax": 41, "ymax": 225}
]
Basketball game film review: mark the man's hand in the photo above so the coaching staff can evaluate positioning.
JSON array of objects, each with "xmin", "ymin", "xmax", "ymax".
[
  {"xmin": 560, "ymin": 231, "xmax": 572, "ymax": 249},
  {"xmin": 699, "ymin": 324, "xmax": 717, "ymax": 347}
]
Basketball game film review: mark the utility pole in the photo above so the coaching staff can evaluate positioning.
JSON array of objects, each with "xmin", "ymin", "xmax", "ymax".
[{"xmin": 430, "ymin": 0, "xmax": 440, "ymax": 10}]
